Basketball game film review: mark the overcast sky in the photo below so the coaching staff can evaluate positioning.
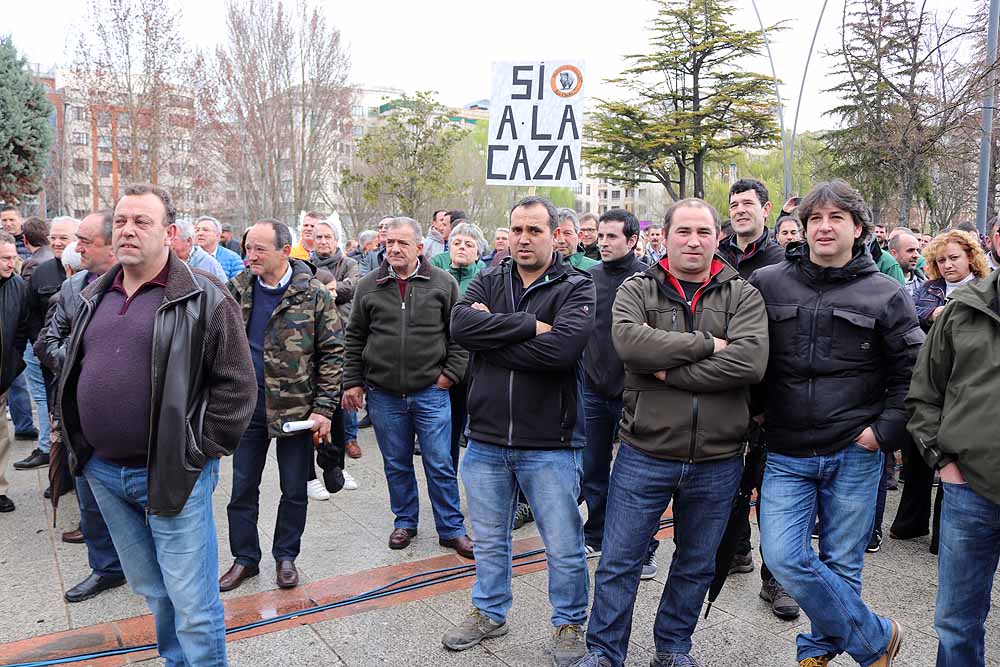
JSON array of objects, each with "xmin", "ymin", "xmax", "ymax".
[{"xmin": 6, "ymin": 0, "xmax": 980, "ymax": 133}]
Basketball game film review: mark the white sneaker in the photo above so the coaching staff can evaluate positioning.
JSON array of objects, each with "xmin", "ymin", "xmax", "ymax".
[
  {"xmin": 342, "ymin": 470, "xmax": 358, "ymax": 491},
  {"xmin": 307, "ymin": 478, "xmax": 330, "ymax": 501}
]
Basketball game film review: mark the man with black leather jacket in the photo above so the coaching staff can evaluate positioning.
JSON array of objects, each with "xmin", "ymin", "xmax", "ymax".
[
  {"xmin": 0, "ymin": 230, "xmax": 28, "ymax": 513},
  {"xmin": 751, "ymin": 180, "xmax": 923, "ymax": 667},
  {"xmin": 37, "ymin": 210, "xmax": 125, "ymax": 603},
  {"xmin": 58, "ymin": 184, "xmax": 255, "ymax": 667}
]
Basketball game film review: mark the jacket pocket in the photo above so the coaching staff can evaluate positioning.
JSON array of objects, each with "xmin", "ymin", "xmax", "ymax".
[
  {"xmin": 831, "ymin": 309, "xmax": 877, "ymax": 362},
  {"xmin": 183, "ymin": 419, "xmax": 206, "ymax": 471}
]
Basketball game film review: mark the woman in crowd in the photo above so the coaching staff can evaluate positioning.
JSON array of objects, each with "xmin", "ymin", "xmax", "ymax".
[
  {"xmin": 431, "ymin": 222, "xmax": 487, "ymax": 470},
  {"xmin": 913, "ymin": 229, "xmax": 990, "ymax": 332}
]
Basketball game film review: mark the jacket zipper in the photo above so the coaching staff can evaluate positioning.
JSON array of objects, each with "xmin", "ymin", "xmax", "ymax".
[
  {"xmin": 682, "ymin": 300, "xmax": 699, "ymax": 463},
  {"xmin": 807, "ymin": 288, "xmax": 823, "ymax": 456},
  {"xmin": 400, "ymin": 289, "xmax": 407, "ymax": 393}
]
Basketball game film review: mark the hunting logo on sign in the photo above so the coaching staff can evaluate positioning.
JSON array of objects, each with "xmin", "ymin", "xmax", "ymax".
[{"xmin": 552, "ymin": 65, "xmax": 582, "ymax": 98}]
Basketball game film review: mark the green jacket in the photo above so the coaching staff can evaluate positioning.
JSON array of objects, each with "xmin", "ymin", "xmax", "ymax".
[
  {"xmin": 876, "ymin": 251, "xmax": 906, "ymax": 285},
  {"xmin": 907, "ymin": 271, "xmax": 1000, "ymax": 504},
  {"xmin": 344, "ymin": 259, "xmax": 468, "ymax": 395},
  {"xmin": 612, "ymin": 258, "xmax": 769, "ymax": 462},
  {"xmin": 228, "ymin": 260, "xmax": 345, "ymax": 438},
  {"xmin": 430, "ymin": 252, "xmax": 486, "ymax": 294},
  {"xmin": 567, "ymin": 252, "xmax": 600, "ymax": 271}
]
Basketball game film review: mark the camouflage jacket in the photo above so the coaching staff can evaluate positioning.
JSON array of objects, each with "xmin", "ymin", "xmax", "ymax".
[{"xmin": 229, "ymin": 260, "xmax": 345, "ymax": 437}]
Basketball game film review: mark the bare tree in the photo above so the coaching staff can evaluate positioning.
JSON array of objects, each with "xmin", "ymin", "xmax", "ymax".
[{"xmin": 203, "ymin": 0, "xmax": 353, "ymax": 223}]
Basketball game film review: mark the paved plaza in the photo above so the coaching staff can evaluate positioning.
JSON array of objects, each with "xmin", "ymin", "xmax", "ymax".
[{"xmin": 0, "ymin": 425, "xmax": 996, "ymax": 667}]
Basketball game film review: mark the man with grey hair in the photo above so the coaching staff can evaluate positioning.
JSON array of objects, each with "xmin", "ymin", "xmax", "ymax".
[
  {"xmin": 343, "ymin": 216, "xmax": 472, "ymax": 558},
  {"xmin": 360, "ymin": 216, "xmax": 393, "ymax": 277},
  {"xmin": 172, "ymin": 219, "xmax": 227, "ymax": 283},
  {"xmin": 195, "ymin": 215, "xmax": 244, "ymax": 279},
  {"xmin": 556, "ymin": 208, "xmax": 599, "ymax": 271}
]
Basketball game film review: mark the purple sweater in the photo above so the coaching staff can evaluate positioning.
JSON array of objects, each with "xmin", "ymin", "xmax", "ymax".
[{"xmin": 76, "ymin": 264, "xmax": 168, "ymax": 468}]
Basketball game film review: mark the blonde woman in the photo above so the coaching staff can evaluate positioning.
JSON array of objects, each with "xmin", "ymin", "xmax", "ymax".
[{"xmin": 914, "ymin": 229, "xmax": 989, "ymax": 331}]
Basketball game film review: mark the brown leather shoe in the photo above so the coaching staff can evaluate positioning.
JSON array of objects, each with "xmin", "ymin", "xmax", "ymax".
[
  {"xmin": 276, "ymin": 560, "xmax": 299, "ymax": 589},
  {"xmin": 345, "ymin": 439, "xmax": 362, "ymax": 459},
  {"xmin": 440, "ymin": 535, "xmax": 475, "ymax": 559},
  {"xmin": 219, "ymin": 562, "xmax": 259, "ymax": 592},
  {"xmin": 389, "ymin": 527, "xmax": 418, "ymax": 550},
  {"xmin": 62, "ymin": 528, "xmax": 85, "ymax": 544}
]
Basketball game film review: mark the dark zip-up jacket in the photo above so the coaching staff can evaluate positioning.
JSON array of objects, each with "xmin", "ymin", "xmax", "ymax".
[
  {"xmin": 583, "ymin": 253, "xmax": 647, "ymax": 400},
  {"xmin": 26, "ymin": 257, "xmax": 66, "ymax": 341},
  {"xmin": 344, "ymin": 259, "xmax": 468, "ymax": 395},
  {"xmin": 907, "ymin": 271, "xmax": 1000, "ymax": 503},
  {"xmin": 719, "ymin": 226, "xmax": 785, "ymax": 280},
  {"xmin": 0, "ymin": 273, "xmax": 28, "ymax": 396},
  {"xmin": 613, "ymin": 258, "xmax": 768, "ymax": 462},
  {"xmin": 451, "ymin": 254, "xmax": 595, "ymax": 449},
  {"xmin": 58, "ymin": 253, "xmax": 256, "ymax": 515},
  {"xmin": 749, "ymin": 243, "xmax": 924, "ymax": 457}
]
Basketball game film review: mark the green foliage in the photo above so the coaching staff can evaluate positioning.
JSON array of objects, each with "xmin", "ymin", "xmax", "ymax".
[
  {"xmin": 0, "ymin": 37, "xmax": 54, "ymax": 203},
  {"xmin": 584, "ymin": 0, "xmax": 781, "ymax": 200},
  {"xmin": 702, "ymin": 134, "xmax": 834, "ymax": 219},
  {"xmin": 343, "ymin": 91, "xmax": 469, "ymax": 219}
]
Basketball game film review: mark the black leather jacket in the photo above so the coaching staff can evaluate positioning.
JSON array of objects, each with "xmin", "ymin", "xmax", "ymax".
[
  {"xmin": 0, "ymin": 273, "xmax": 28, "ymax": 396},
  {"xmin": 36, "ymin": 270, "xmax": 91, "ymax": 373},
  {"xmin": 58, "ymin": 254, "xmax": 257, "ymax": 515}
]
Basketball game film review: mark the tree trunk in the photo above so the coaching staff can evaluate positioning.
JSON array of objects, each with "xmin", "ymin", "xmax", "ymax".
[
  {"xmin": 693, "ymin": 150, "xmax": 705, "ymax": 199},
  {"xmin": 898, "ymin": 163, "xmax": 916, "ymax": 230}
]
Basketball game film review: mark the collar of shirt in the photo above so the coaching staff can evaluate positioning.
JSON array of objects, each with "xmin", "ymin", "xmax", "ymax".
[
  {"xmin": 258, "ymin": 262, "xmax": 293, "ymax": 290},
  {"xmin": 388, "ymin": 257, "xmax": 421, "ymax": 281},
  {"xmin": 110, "ymin": 258, "xmax": 170, "ymax": 297}
]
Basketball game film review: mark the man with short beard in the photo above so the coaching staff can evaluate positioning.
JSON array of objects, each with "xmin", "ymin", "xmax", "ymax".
[
  {"xmin": 38, "ymin": 210, "xmax": 126, "ymax": 602},
  {"xmin": 888, "ymin": 230, "xmax": 926, "ymax": 299},
  {"xmin": 988, "ymin": 216, "xmax": 1000, "ymax": 271},
  {"xmin": 578, "ymin": 213, "xmax": 601, "ymax": 261},
  {"xmin": 447, "ymin": 197, "xmax": 595, "ymax": 665}
]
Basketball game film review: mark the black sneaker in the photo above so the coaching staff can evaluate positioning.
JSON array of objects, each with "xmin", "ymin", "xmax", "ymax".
[
  {"xmin": 729, "ymin": 552, "xmax": 754, "ymax": 574},
  {"xmin": 866, "ymin": 529, "xmax": 882, "ymax": 553},
  {"xmin": 14, "ymin": 429, "xmax": 39, "ymax": 441},
  {"xmin": 359, "ymin": 413, "xmax": 372, "ymax": 429},
  {"xmin": 513, "ymin": 503, "xmax": 534, "ymax": 530},
  {"xmin": 13, "ymin": 448, "xmax": 49, "ymax": 470},
  {"xmin": 0, "ymin": 495, "xmax": 14, "ymax": 512}
]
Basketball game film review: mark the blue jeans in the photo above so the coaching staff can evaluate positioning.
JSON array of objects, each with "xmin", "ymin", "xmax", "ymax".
[
  {"xmin": 343, "ymin": 408, "xmax": 358, "ymax": 442},
  {"xmin": 76, "ymin": 474, "xmax": 122, "ymax": 578},
  {"xmin": 872, "ymin": 456, "xmax": 891, "ymax": 541},
  {"xmin": 460, "ymin": 439, "xmax": 588, "ymax": 627},
  {"xmin": 228, "ymin": 397, "xmax": 311, "ymax": 565},
  {"xmin": 85, "ymin": 456, "xmax": 227, "ymax": 667},
  {"xmin": 571, "ymin": 362, "xmax": 587, "ymax": 449},
  {"xmin": 761, "ymin": 446, "xmax": 891, "ymax": 665},
  {"xmin": 586, "ymin": 445, "xmax": 741, "ymax": 665},
  {"xmin": 935, "ymin": 482, "xmax": 1000, "ymax": 667},
  {"xmin": 367, "ymin": 385, "xmax": 465, "ymax": 539},
  {"xmin": 6, "ymin": 373, "xmax": 34, "ymax": 434},
  {"xmin": 22, "ymin": 346, "xmax": 49, "ymax": 452}
]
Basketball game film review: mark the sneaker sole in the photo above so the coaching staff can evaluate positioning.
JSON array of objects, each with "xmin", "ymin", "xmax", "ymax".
[
  {"xmin": 729, "ymin": 564, "xmax": 754, "ymax": 574},
  {"xmin": 640, "ymin": 568, "xmax": 657, "ymax": 581},
  {"xmin": 442, "ymin": 622, "xmax": 509, "ymax": 651}
]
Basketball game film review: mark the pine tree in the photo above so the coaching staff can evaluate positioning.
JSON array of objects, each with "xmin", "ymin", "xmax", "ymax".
[
  {"xmin": 583, "ymin": 0, "xmax": 781, "ymax": 200},
  {"xmin": 0, "ymin": 37, "xmax": 54, "ymax": 203}
]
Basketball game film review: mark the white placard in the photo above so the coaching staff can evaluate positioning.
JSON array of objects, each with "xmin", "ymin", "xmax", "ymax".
[{"xmin": 487, "ymin": 60, "xmax": 585, "ymax": 186}]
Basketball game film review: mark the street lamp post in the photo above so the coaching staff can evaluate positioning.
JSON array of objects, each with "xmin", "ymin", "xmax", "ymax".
[{"xmin": 977, "ymin": 0, "xmax": 1000, "ymax": 235}]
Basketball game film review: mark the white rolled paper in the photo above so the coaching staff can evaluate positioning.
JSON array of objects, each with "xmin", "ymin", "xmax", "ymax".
[{"xmin": 282, "ymin": 420, "xmax": 316, "ymax": 433}]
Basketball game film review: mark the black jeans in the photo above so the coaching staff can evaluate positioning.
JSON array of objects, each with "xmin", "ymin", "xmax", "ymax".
[
  {"xmin": 228, "ymin": 396, "xmax": 312, "ymax": 565},
  {"xmin": 735, "ymin": 445, "xmax": 773, "ymax": 583},
  {"xmin": 890, "ymin": 434, "xmax": 942, "ymax": 550},
  {"xmin": 448, "ymin": 372, "xmax": 469, "ymax": 473}
]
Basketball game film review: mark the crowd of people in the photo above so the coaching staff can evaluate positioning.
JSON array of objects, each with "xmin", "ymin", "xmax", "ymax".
[{"xmin": 0, "ymin": 175, "xmax": 997, "ymax": 667}]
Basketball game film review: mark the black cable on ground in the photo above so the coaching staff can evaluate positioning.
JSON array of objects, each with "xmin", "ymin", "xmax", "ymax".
[{"xmin": 4, "ymin": 517, "xmax": 678, "ymax": 667}]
